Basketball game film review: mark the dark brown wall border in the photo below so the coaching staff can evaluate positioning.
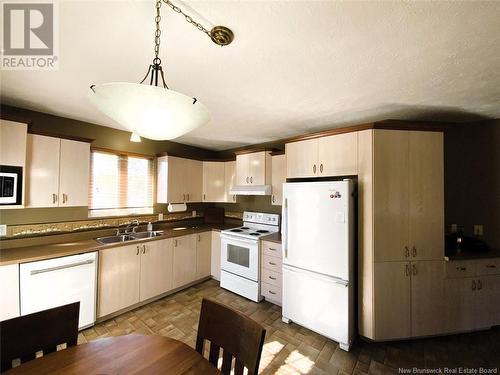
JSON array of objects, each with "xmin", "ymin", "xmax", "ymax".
[{"xmin": 29, "ymin": 126, "xmax": 94, "ymax": 144}]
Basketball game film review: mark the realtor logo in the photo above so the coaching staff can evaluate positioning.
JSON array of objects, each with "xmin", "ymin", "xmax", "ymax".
[{"xmin": 1, "ymin": 1, "xmax": 59, "ymax": 70}]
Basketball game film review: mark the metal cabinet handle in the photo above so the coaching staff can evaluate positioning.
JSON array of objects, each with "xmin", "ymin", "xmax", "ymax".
[
  {"xmin": 477, "ymin": 279, "xmax": 482, "ymax": 290},
  {"xmin": 320, "ymin": 163, "xmax": 323, "ymax": 173},
  {"xmin": 412, "ymin": 264, "xmax": 417, "ymax": 276},
  {"xmin": 269, "ymin": 262, "xmax": 277, "ymax": 266},
  {"xmin": 197, "ymin": 234, "xmax": 201, "ymax": 242},
  {"xmin": 142, "ymin": 245, "xmax": 146, "ymax": 254},
  {"xmin": 404, "ymin": 246, "xmax": 410, "ymax": 258},
  {"xmin": 233, "ymin": 194, "xmax": 236, "ymax": 202},
  {"xmin": 203, "ymin": 194, "xmax": 206, "ymax": 201},
  {"xmin": 268, "ymin": 290, "xmax": 276, "ymax": 295},
  {"xmin": 313, "ymin": 164, "xmax": 316, "ymax": 174},
  {"xmin": 405, "ymin": 263, "xmax": 410, "ymax": 276},
  {"xmin": 52, "ymin": 193, "xmax": 57, "ymax": 204},
  {"xmin": 183, "ymin": 194, "xmax": 186, "ymax": 201},
  {"xmin": 136, "ymin": 246, "xmax": 140, "ymax": 255},
  {"xmin": 186, "ymin": 193, "xmax": 190, "ymax": 201},
  {"xmin": 486, "ymin": 265, "xmax": 496, "ymax": 268},
  {"xmin": 246, "ymin": 177, "xmax": 249, "ymax": 183},
  {"xmin": 268, "ymin": 248, "xmax": 276, "ymax": 252},
  {"xmin": 412, "ymin": 246, "xmax": 417, "ymax": 258},
  {"xmin": 250, "ymin": 176, "xmax": 253, "ymax": 184},
  {"xmin": 472, "ymin": 280, "xmax": 476, "ymax": 290},
  {"xmin": 174, "ymin": 239, "xmax": 178, "ymax": 247},
  {"xmin": 269, "ymin": 276, "xmax": 277, "ymax": 280},
  {"xmin": 456, "ymin": 266, "xmax": 467, "ymax": 271},
  {"xmin": 272, "ymin": 195, "xmax": 275, "ymax": 203}
]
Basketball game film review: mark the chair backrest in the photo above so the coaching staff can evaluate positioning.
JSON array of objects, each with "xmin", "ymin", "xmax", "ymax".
[
  {"xmin": 0, "ymin": 302, "xmax": 80, "ymax": 372},
  {"xmin": 195, "ymin": 298, "xmax": 266, "ymax": 375}
]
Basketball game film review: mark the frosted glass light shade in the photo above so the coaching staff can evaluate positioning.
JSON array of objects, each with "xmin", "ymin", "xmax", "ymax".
[{"xmin": 88, "ymin": 82, "xmax": 210, "ymax": 140}]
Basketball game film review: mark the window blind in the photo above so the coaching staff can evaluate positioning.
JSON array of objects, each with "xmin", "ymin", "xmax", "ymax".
[{"xmin": 89, "ymin": 149, "xmax": 154, "ymax": 215}]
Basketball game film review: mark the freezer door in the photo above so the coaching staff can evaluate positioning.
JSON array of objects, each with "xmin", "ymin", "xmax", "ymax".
[
  {"xmin": 282, "ymin": 265, "xmax": 352, "ymax": 349},
  {"xmin": 282, "ymin": 181, "xmax": 353, "ymax": 280}
]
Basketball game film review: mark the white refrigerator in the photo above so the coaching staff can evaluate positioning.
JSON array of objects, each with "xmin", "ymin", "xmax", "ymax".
[{"xmin": 281, "ymin": 180, "xmax": 355, "ymax": 351}]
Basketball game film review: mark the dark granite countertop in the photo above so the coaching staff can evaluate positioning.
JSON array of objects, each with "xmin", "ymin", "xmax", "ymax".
[
  {"xmin": 444, "ymin": 248, "xmax": 500, "ymax": 261},
  {"xmin": 0, "ymin": 223, "xmax": 234, "ymax": 266}
]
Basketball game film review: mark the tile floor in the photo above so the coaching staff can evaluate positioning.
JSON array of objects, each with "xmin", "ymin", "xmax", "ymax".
[{"xmin": 80, "ymin": 280, "xmax": 500, "ymax": 374}]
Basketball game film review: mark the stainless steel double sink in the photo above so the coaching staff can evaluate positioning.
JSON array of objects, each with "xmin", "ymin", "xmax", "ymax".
[{"xmin": 96, "ymin": 231, "xmax": 163, "ymax": 245}]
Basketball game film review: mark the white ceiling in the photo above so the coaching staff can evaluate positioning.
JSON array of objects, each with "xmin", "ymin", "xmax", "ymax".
[{"xmin": 1, "ymin": 1, "xmax": 500, "ymax": 150}]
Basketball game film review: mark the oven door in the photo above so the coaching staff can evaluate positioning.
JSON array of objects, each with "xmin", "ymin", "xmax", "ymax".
[{"xmin": 221, "ymin": 234, "xmax": 259, "ymax": 282}]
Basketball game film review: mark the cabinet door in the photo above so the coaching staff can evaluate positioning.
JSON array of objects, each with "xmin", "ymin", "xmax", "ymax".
[
  {"xmin": 139, "ymin": 239, "xmax": 173, "ymax": 301},
  {"xmin": 411, "ymin": 260, "xmax": 445, "ymax": 336},
  {"xmin": 98, "ymin": 244, "xmax": 141, "ymax": 317},
  {"xmin": 374, "ymin": 261, "xmax": 411, "ymax": 339},
  {"xmin": 203, "ymin": 162, "xmax": 225, "ymax": 202},
  {"xmin": 211, "ymin": 231, "xmax": 221, "ymax": 280},
  {"xmin": 0, "ymin": 264, "xmax": 20, "ymax": 321},
  {"xmin": 271, "ymin": 154, "xmax": 286, "ymax": 206},
  {"xmin": 59, "ymin": 139, "xmax": 90, "ymax": 207},
  {"xmin": 195, "ymin": 232, "xmax": 212, "ymax": 279},
  {"xmin": 476, "ymin": 276, "xmax": 500, "ymax": 328},
  {"xmin": 26, "ymin": 134, "xmax": 60, "ymax": 207},
  {"xmin": 235, "ymin": 153, "xmax": 250, "ymax": 185},
  {"xmin": 186, "ymin": 159, "xmax": 203, "ymax": 202},
  {"xmin": 318, "ymin": 132, "xmax": 358, "ymax": 176},
  {"xmin": 172, "ymin": 234, "xmax": 197, "ymax": 288},
  {"xmin": 167, "ymin": 156, "xmax": 186, "ymax": 203},
  {"xmin": 443, "ymin": 277, "xmax": 476, "ymax": 333},
  {"xmin": 224, "ymin": 161, "xmax": 237, "ymax": 203},
  {"xmin": 373, "ymin": 130, "xmax": 410, "ymax": 262},
  {"xmin": 409, "ymin": 131, "xmax": 444, "ymax": 261},
  {"xmin": 0, "ymin": 120, "xmax": 27, "ymax": 167},
  {"xmin": 248, "ymin": 151, "xmax": 267, "ymax": 185},
  {"xmin": 285, "ymin": 139, "xmax": 318, "ymax": 178}
]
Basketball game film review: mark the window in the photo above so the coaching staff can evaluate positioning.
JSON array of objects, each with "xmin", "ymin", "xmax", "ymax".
[{"xmin": 89, "ymin": 149, "xmax": 154, "ymax": 217}]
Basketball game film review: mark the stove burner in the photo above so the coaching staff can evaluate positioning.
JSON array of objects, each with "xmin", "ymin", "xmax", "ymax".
[
  {"xmin": 256, "ymin": 230, "xmax": 269, "ymax": 233},
  {"xmin": 230, "ymin": 229, "xmax": 243, "ymax": 232},
  {"xmin": 249, "ymin": 233, "xmax": 260, "ymax": 236},
  {"xmin": 241, "ymin": 227, "xmax": 250, "ymax": 230}
]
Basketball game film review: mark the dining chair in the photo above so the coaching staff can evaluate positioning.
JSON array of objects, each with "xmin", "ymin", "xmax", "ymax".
[
  {"xmin": 195, "ymin": 298, "xmax": 266, "ymax": 375},
  {"xmin": 0, "ymin": 301, "xmax": 80, "ymax": 372}
]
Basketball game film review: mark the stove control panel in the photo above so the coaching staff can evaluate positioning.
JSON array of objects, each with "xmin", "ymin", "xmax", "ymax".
[{"xmin": 243, "ymin": 211, "xmax": 280, "ymax": 226}]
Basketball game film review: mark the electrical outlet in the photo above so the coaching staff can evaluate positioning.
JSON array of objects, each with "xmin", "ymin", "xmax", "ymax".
[
  {"xmin": 0, "ymin": 224, "xmax": 7, "ymax": 236},
  {"xmin": 451, "ymin": 224, "xmax": 458, "ymax": 233},
  {"xmin": 474, "ymin": 224, "xmax": 484, "ymax": 236}
]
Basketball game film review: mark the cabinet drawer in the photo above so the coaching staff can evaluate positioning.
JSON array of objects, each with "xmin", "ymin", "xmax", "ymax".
[
  {"xmin": 262, "ymin": 241, "xmax": 282, "ymax": 258},
  {"xmin": 262, "ymin": 254, "xmax": 282, "ymax": 273},
  {"xmin": 261, "ymin": 281, "xmax": 282, "ymax": 304},
  {"xmin": 475, "ymin": 259, "xmax": 500, "ymax": 276},
  {"xmin": 262, "ymin": 268, "xmax": 282, "ymax": 288},
  {"xmin": 445, "ymin": 261, "xmax": 476, "ymax": 278}
]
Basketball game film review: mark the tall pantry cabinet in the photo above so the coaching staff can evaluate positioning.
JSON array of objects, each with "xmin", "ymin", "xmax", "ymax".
[{"xmin": 358, "ymin": 129, "xmax": 445, "ymax": 340}]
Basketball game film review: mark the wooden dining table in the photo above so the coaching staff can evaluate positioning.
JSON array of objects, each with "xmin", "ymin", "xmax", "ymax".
[{"xmin": 6, "ymin": 334, "xmax": 222, "ymax": 374}]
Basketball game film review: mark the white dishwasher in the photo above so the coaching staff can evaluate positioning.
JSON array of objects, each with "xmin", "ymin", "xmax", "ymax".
[{"xmin": 20, "ymin": 252, "xmax": 98, "ymax": 330}]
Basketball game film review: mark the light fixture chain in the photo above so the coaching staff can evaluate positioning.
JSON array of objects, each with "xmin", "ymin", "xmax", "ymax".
[
  {"xmin": 154, "ymin": 0, "xmax": 162, "ymax": 63},
  {"xmin": 163, "ymin": 0, "xmax": 211, "ymax": 38}
]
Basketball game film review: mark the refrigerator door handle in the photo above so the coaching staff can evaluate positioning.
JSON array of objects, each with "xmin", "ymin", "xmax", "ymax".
[{"xmin": 283, "ymin": 197, "xmax": 288, "ymax": 259}]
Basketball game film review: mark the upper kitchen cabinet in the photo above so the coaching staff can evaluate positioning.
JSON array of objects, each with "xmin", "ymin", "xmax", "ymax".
[
  {"xmin": 157, "ymin": 156, "xmax": 202, "ymax": 203},
  {"xmin": 373, "ymin": 130, "xmax": 444, "ymax": 262},
  {"xmin": 271, "ymin": 154, "xmax": 286, "ymax": 205},
  {"xmin": 0, "ymin": 120, "xmax": 27, "ymax": 167},
  {"xmin": 26, "ymin": 134, "xmax": 90, "ymax": 208},
  {"xmin": 202, "ymin": 161, "xmax": 225, "ymax": 202},
  {"xmin": 286, "ymin": 132, "xmax": 358, "ymax": 178},
  {"xmin": 235, "ymin": 151, "xmax": 271, "ymax": 186},
  {"xmin": 224, "ymin": 161, "xmax": 237, "ymax": 203}
]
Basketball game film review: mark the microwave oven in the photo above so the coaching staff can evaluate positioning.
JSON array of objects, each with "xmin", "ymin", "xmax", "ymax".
[{"xmin": 0, "ymin": 165, "xmax": 23, "ymax": 205}]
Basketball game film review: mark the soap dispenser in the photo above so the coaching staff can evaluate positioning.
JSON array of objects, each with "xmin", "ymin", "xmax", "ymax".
[{"xmin": 147, "ymin": 222, "xmax": 153, "ymax": 231}]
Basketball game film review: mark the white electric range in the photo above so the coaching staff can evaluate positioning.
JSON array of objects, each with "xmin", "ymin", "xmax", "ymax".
[{"xmin": 220, "ymin": 211, "xmax": 280, "ymax": 302}]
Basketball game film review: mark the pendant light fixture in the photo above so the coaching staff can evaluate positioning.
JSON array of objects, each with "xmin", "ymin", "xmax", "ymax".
[{"xmin": 88, "ymin": 0, "xmax": 233, "ymax": 141}]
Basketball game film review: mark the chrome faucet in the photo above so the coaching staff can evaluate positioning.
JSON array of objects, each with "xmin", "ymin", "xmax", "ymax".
[{"xmin": 124, "ymin": 220, "xmax": 140, "ymax": 234}]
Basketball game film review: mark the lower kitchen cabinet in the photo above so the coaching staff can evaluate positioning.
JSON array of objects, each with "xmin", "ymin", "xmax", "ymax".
[
  {"xmin": 374, "ymin": 261, "xmax": 411, "ymax": 339},
  {"xmin": 195, "ymin": 232, "xmax": 211, "ymax": 279},
  {"xmin": 211, "ymin": 231, "xmax": 221, "ymax": 280},
  {"xmin": 172, "ymin": 234, "xmax": 197, "ymax": 288},
  {"xmin": 139, "ymin": 239, "xmax": 173, "ymax": 301},
  {"xmin": 477, "ymin": 275, "xmax": 500, "ymax": 327},
  {"xmin": 0, "ymin": 264, "xmax": 20, "ymax": 321},
  {"xmin": 98, "ymin": 244, "xmax": 141, "ymax": 317}
]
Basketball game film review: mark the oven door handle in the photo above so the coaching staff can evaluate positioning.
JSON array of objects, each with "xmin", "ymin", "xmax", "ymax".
[{"xmin": 220, "ymin": 234, "xmax": 258, "ymax": 245}]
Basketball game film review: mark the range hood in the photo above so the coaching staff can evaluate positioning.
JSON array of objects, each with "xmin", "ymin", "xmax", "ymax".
[{"xmin": 229, "ymin": 185, "xmax": 272, "ymax": 196}]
